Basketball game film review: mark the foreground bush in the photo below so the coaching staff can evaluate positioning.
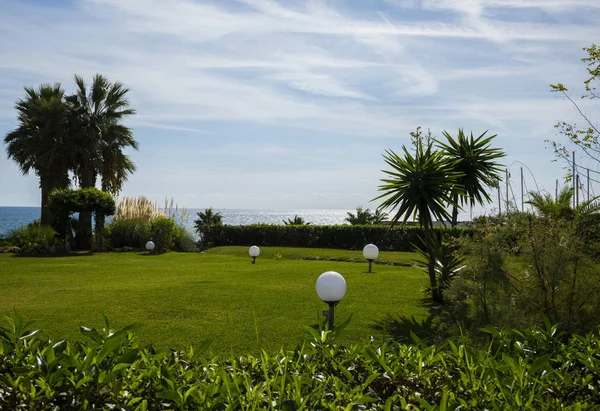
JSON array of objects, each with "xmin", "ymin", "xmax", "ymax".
[
  {"xmin": 5, "ymin": 221, "xmax": 57, "ymax": 253},
  {"xmin": 1, "ymin": 314, "xmax": 599, "ymax": 409},
  {"xmin": 204, "ymin": 224, "xmax": 473, "ymax": 251}
]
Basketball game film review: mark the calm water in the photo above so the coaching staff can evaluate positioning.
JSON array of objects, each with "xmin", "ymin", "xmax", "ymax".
[{"xmin": 0, "ymin": 206, "xmax": 353, "ymax": 236}]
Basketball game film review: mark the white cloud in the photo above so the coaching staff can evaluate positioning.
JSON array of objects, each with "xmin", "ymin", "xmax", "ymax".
[{"xmin": 0, "ymin": 0, "xmax": 597, "ymax": 208}]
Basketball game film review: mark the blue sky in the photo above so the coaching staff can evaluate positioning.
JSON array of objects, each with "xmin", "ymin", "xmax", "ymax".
[{"xmin": 0, "ymin": 0, "xmax": 598, "ymax": 215}]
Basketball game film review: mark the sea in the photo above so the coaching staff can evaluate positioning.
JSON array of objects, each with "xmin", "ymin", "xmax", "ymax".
[{"xmin": 0, "ymin": 206, "xmax": 353, "ymax": 237}]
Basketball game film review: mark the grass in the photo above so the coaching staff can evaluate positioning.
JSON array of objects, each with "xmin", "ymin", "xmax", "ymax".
[{"xmin": 0, "ymin": 246, "xmax": 428, "ymax": 355}]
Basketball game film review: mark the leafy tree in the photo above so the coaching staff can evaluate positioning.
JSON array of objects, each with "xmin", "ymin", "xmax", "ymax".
[
  {"xmin": 67, "ymin": 74, "xmax": 137, "ymax": 249},
  {"xmin": 375, "ymin": 138, "xmax": 462, "ymax": 303},
  {"xmin": 4, "ymin": 84, "xmax": 71, "ymax": 225},
  {"xmin": 437, "ymin": 129, "xmax": 505, "ymax": 227},
  {"xmin": 283, "ymin": 215, "xmax": 310, "ymax": 225},
  {"xmin": 548, "ymin": 44, "xmax": 599, "ymax": 172}
]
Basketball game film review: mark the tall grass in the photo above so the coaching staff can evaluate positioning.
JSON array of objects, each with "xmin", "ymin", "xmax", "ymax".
[{"xmin": 113, "ymin": 196, "xmax": 165, "ymax": 222}]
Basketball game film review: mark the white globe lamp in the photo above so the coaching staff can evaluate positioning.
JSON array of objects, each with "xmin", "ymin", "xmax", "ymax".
[
  {"xmin": 146, "ymin": 241, "xmax": 155, "ymax": 253},
  {"xmin": 315, "ymin": 271, "xmax": 347, "ymax": 328},
  {"xmin": 249, "ymin": 245, "xmax": 260, "ymax": 264},
  {"xmin": 363, "ymin": 244, "xmax": 379, "ymax": 273}
]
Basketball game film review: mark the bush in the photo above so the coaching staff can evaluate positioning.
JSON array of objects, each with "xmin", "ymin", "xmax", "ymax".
[
  {"xmin": 2, "ymin": 313, "xmax": 600, "ymax": 409},
  {"xmin": 106, "ymin": 218, "xmax": 150, "ymax": 249},
  {"xmin": 202, "ymin": 224, "xmax": 473, "ymax": 251},
  {"xmin": 6, "ymin": 221, "xmax": 57, "ymax": 252},
  {"xmin": 149, "ymin": 216, "xmax": 176, "ymax": 253},
  {"xmin": 172, "ymin": 224, "xmax": 196, "ymax": 252},
  {"xmin": 447, "ymin": 215, "xmax": 600, "ymax": 335}
]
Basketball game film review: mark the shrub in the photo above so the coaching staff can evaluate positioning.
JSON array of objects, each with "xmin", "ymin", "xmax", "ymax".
[
  {"xmin": 106, "ymin": 218, "xmax": 150, "ymax": 249},
  {"xmin": 149, "ymin": 216, "xmax": 176, "ymax": 253},
  {"xmin": 2, "ymin": 313, "xmax": 600, "ymax": 409},
  {"xmin": 172, "ymin": 224, "xmax": 196, "ymax": 252},
  {"xmin": 6, "ymin": 221, "xmax": 57, "ymax": 252},
  {"xmin": 447, "ymin": 215, "xmax": 600, "ymax": 335}
]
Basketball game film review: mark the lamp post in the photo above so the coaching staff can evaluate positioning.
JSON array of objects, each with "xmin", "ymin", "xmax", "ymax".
[
  {"xmin": 249, "ymin": 245, "xmax": 260, "ymax": 264},
  {"xmin": 315, "ymin": 271, "xmax": 346, "ymax": 328},
  {"xmin": 363, "ymin": 244, "xmax": 379, "ymax": 273},
  {"xmin": 146, "ymin": 241, "xmax": 155, "ymax": 253}
]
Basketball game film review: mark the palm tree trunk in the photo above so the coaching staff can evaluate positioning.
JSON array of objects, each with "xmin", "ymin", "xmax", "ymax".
[
  {"xmin": 425, "ymin": 231, "xmax": 442, "ymax": 304},
  {"xmin": 76, "ymin": 166, "xmax": 96, "ymax": 250},
  {"xmin": 451, "ymin": 193, "xmax": 459, "ymax": 227},
  {"xmin": 94, "ymin": 213, "xmax": 105, "ymax": 252},
  {"xmin": 40, "ymin": 177, "xmax": 52, "ymax": 226}
]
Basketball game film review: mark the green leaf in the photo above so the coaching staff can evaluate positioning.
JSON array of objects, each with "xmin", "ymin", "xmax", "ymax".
[{"xmin": 157, "ymin": 390, "xmax": 182, "ymax": 405}]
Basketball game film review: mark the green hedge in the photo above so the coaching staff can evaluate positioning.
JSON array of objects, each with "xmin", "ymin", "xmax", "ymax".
[{"xmin": 203, "ymin": 224, "xmax": 474, "ymax": 251}]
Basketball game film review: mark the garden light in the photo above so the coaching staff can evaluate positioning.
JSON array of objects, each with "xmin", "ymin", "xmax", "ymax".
[
  {"xmin": 249, "ymin": 245, "xmax": 260, "ymax": 264},
  {"xmin": 315, "ymin": 271, "xmax": 346, "ymax": 328},
  {"xmin": 146, "ymin": 241, "xmax": 155, "ymax": 252},
  {"xmin": 363, "ymin": 244, "xmax": 379, "ymax": 273}
]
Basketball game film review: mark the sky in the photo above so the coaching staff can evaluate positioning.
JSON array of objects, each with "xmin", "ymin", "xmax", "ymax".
[{"xmin": 0, "ymin": 0, "xmax": 598, "ymax": 215}]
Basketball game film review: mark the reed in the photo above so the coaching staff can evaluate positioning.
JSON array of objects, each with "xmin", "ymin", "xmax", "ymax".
[
  {"xmin": 164, "ymin": 197, "xmax": 190, "ymax": 226},
  {"xmin": 113, "ymin": 196, "xmax": 165, "ymax": 222}
]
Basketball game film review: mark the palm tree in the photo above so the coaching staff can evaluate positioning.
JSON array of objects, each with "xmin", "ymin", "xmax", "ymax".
[
  {"xmin": 4, "ymin": 84, "xmax": 71, "ymax": 225},
  {"xmin": 194, "ymin": 208, "xmax": 223, "ymax": 232},
  {"xmin": 67, "ymin": 74, "xmax": 137, "ymax": 249},
  {"xmin": 527, "ymin": 186, "xmax": 600, "ymax": 221},
  {"xmin": 345, "ymin": 206, "xmax": 373, "ymax": 225},
  {"xmin": 283, "ymin": 215, "xmax": 310, "ymax": 225},
  {"xmin": 371, "ymin": 208, "xmax": 389, "ymax": 225},
  {"xmin": 437, "ymin": 129, "xmax": 505, "ymax": 227},
  {"xmin": 374, "ymin": 139, "xmax": 462, "ymax": 303}
]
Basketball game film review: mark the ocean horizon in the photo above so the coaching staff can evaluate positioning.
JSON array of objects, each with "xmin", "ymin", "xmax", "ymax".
[{"xmin": 0, "ymin": 206, "xmax": 357, "ymax": 236}]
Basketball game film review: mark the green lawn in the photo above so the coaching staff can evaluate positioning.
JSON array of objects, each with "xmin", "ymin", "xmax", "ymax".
[{"xmin": 0, "ymin": 246, "xmax": 428, "ymax": 355}]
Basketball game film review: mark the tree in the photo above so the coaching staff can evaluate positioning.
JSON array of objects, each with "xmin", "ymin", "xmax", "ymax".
[
  {"xmin": 526, "ymin": 186, "xmax": 600, "ymax": 221},
  {"xmin": 437, "ymin": 129, "xmax": 505, "ymax": 227},
  {"xmin": 67, "ymin": 74, "xmax": 137, "ymax": 249},
  {"xmin": 194, "ymin": 208, "xmax": 223, "ymax": 233},
  {"xmin": 345, "ymin": 206, "xmax": 387, "ymax": 225},
  {"xmin": 194, "ymin": 208, "xmax": 223, "ymax": 249},
  {"xmin": 283, "ymin": 215, "xmax": 310, "ymax": 225},
  {"xmin": 4, "ymin": 84, "xmax": 71, "ymax": 225},
  {"xmin": 548, "ymin": 44, "xmax": 600, "ymax": 172},
  {"xmin": 375, "ymin": 138, "xmax": 462, "ymax": 303}
]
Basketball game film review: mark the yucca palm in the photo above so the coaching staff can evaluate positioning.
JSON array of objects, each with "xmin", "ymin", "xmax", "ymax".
[
  {"xmin": 437, "ymin": 129, "xmax": 505, "ymax": 227},
  {"xmin": 375, "ymin": 139, "xmax": 462, "ymax": 303},
  {"xmin": 67, "ymin": 74, "xmax": 137, "ymax": 249},
  {"xmin": 4, "ymin": 84, "xmax": 71, "ymax": 225}
]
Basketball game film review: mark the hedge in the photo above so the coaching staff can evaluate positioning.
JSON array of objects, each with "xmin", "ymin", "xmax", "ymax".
[{"xmin": 202, "ymin": 224, "xmax": 474, "ymax": 251}]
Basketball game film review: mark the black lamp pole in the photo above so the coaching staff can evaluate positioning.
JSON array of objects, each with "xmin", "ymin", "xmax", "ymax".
[{"xmin": 323, "ymin": 301, "xmax": 338, "ymax": 328}]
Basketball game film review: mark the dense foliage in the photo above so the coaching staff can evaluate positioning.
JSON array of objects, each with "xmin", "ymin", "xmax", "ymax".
[
  {"xmin": 149, "ymin": 217, "xmax": 176, "ymax": 253},
  {"xmin": 445, "ymin": 213, "xmax": 600, "ymax": 335},
  {"xmin": 202, "ymin": 224, "xmax": 473, "ymax": 251},
  {"xmin": 5, "ymin": 221, "xmax": 57, "ymax": 253},
  {"xmin": 47, "ymin": 187, "xmax": 116, "ymax": 251},
  {"xmin": 1, "ymin": 313, "xmax": 600, "ymax": 409},
  {"xmin": 106, "ymin": 196, "xmax": 195, "ymax": 252}
]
